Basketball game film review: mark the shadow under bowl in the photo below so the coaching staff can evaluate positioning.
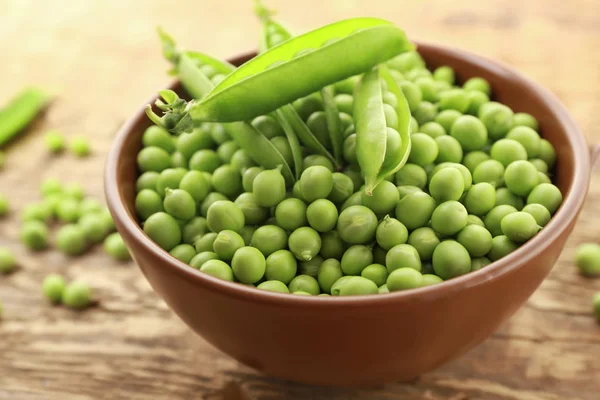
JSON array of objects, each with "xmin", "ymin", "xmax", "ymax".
[{"xmin": 105, "ymin": 42, "xmax": 592, "ymax": 387}]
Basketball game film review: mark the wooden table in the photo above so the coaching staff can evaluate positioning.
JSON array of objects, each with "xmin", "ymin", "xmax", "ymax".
[{"xmin": 1, "ymin": 0, "xmax": 599, "ymax": 398}]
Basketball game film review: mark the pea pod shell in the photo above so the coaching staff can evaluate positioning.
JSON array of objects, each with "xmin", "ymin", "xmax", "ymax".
[
  {"xmin": 354, "ymin": 68, "xmax": 387, "ymax": 195},
  {"xmin": 0, "ymin": 88, "xmax": 50, "ymax": 147},
  {"xmin": 377, "ymin": 65, "xmax": 412, "ymax": 179},
  {"xmin": 188, "ymin": 18, "xmax": 414, "ymax": 122},
  {"xmin": 320, "ymin": 86, "xmax": 343, "ymax": 164},
  {"xmin": 274, "ymin": 109, "xmax": 304, "ymax": 179}
]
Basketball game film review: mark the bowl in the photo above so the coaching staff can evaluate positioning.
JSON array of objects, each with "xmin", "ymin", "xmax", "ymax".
[{"xmin": 105, "ymin": 41, "xmax": 595, "ymax": 387}]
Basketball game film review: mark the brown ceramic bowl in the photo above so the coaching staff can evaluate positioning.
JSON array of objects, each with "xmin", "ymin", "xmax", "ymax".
[{"xmin": 105, "ymin": 42, "xmax": 595, "ymax": 387}]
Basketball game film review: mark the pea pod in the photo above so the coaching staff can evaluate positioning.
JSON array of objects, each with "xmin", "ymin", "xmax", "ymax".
[
  {"xmin": 354, "ymin": 68, "xmax": 387, "ymax": 195},
  {"xmin": 186, "ymin": 18, "xmax": 413, "ymax": 122},
  {"xmin": 274, "ymin": 109, "xmax": 303, "ymax": 179},
  {"xmin": 0, "ymin": 88, "xmax": 50, "ymax": 147},
  {"xmin": 255, "ymin": 2, "xmax": 339, "ymax": 167},
  {"xmin": 149, "ymin": 32, "xmax": 295, "ymax": 184},
  {"xmin": 378, "ymin": 65, "xmax": 411, "ymax": 178},
  {"xmin": 320, "ymin": 86, "xmax": 343, "ymax": 163}
]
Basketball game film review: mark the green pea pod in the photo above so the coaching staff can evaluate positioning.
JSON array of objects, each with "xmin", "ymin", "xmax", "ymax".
[
  {"xmin": 0, "ymin": 88, "xmax": 50, "ymax": 147},
  {"xmin": 274, "ymin": 109, "xmax": 303, "ymax": 180},
  {"xmin": 149, "ymin": 34, "xmax": 295, "ymax": 184},
  {"xmin": 378, "ymin": 65, "xmax": 412, "ymax": 178},
  {"xmin": 320, "ymin": 86, "xmax": 343, "ymax": 164},
  {"xmin": 354, "ymin": 68, "xmax": 387, "ymax": 195},
  {"xmin": 187, "ymin": 18, "xmax": 413, "ymax": 122},
  {"xmin": 255, "ymin": 0, "xmax": 293, "ymax": 51}
]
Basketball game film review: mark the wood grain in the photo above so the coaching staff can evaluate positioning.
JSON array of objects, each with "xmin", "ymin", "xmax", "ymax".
[{"xmin": 1, "ymin": 0, "xmax": 599, "ymax": 398}]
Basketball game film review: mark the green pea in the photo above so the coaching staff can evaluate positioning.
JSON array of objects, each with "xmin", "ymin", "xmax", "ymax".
[
  {"xmin": 429, "ymin": 168, "xmax": 464, "ymax": 203},
  {"xmin": 470, "ymin": 257, "xmax": 491, "ymax": 272},
  {"xmin": 433, "ymin": 65, "xmax": 455, "ymax": 84},
  {"xmin": 487, "ymin": 235, "xmax": 518, "ymax": 261},
  {"xmin": 387, "ymin": 267, "xmax": 423, "ymax": 291},
  {"xmin": 467, "ymin": 214, "xmax": 485, "ymax": 227},
  {"xmin": 479, "ymin": 102, "xmax": 514, "ymax": 140},
  {"xmin": 211, "ymin": 230, "xmax": 244, "ymax": 261},
  {"xmin": 415, "ymin": 77, "xmax": 439, "ymax": 103},
  {"xmin": 408, "ymin": 133, "xmax": 439, "ymax": 166},
  {"xmin": 44, "ymin": 130, "xmax": 66, "ymax": 153},
  {"xmin": 334, "ymin": 94, "xmax": 354, "ymax": 115},
  {"xmin": 339, "ymin": 276, "xmax": 378, "ymax": 296},
  {"xmin": 251, "ymin": 115, "xmax": 284, "ymax": 139},
  {"xmin": 395, "ymin": 192, "xmax": 436, "ymax": 231},
  {"xmin": 21, "ymin": 202, "xmax": 52, "ymax": 223},
  {"xmin": 250, "ymin": 225, "xmax": 288, "ymax": 257},
  {"xmin": 439, "ymin": 88, "xmax": 470, "ymax": 113},
  {"xmin": 522, "ymin": 203, "xmax": 551, "ymax": 227},
  {"xmin": 527, "ymin": 183, "xmax": 562, "ymax": 214},
  {"xmin": 336, "ymin": 205, "xmax": 378, "ymax": 244},
  {"xmin": 70, "ymin": 137, "xmax": 91, "ymax": 157},
  {"xmin": 334, "ymin": 75, "xmax": 360, "ymax": 95},
  {"xmin": 463, "ymin": 77, "xmax": 491, "ymax": 96},
  {"xmin": 103, "ymin": 232, "xmax": 130, "ymax": 261},
  {"xmin": 456, "ymin": 224, "xmax": 493, "ymax": 257},
  {"xmin": 20, "ymin": 221, "xmax": 50, "ymax": 251},
  {"xmin": 311, "ymin": 258, "xmax": 342, "ymax": 294},
  {"xmin": 253, "ymin": 168, "xmax": 286, "ymax": 207},
  {"xmin": 178, "ymin": 171, "xmax": 211, "ymax": 204},
  {"xmin": 409, "ymin": 116, "xmax": 419, "ymax": 134},
  {"xmin": 273, "ymin": 198, "xmax": 307, "ymax": 231},
  {"xmin": 231, "ymin": 246, "xmax": 266, "ymax": 284},
  {"xmin": 432, "ymin": 240, "xmax": 471, "ymax": 280},
  {"xmin": 413, "ymin": 101, "xmax": 438, "ymax": 125},
  {"xmin": 464, "ymin": 183, "xmax": 496, "ymax": 216},
  {"xmin": 397, "ymin": 185, "xmax": 423, "ymax": 200},
  {"xmin": 210, "ymin": 165, "xmax": 242, "ymax": 197},
  {"xmin": 40, "ymin": 178, "xmax": 62, "ymax": 197},
  {"xmin": 421, "ymin": 274, "xmax": 443, "ymax": 286},
  {"xmin": 137, "ymin": 146, "xmax": 171, "ymax": 172},
  {"xmin": 386, "ymin": 244, "xmax": 421, "ymax": 273},
  {"xmin": 240, "ymin": 166, "xmax": 263, "ymax": 193},
  {"xmin": 575, "ymin": 243, "xmax": 600, "ymax": 277},
  {"xmin": 206, "ymin": 200, "xmax": 245, "ymax": 233},
  {"xmin": 538, "ymin": 139, "xmax": 557, "ymax": 169},
  {"xmin": 500, "ymin": 212, "xmax": 538, "ymax": 243},
  {"xmin": 512, "ymin": 112, "xmax": 539, "ymax": 132},
  {"xmin": 299, "ymin": 166, "xmax": 334, "ymax": 203},
  {"xmin": 0, "ymin": 248, "xmax": 16, "ymax": 274},
  {"xmin": 234, "ymin": 193, "xmax": 268, "ymax": 226},
  {"xmin": 200, "ymin": 259, "xmax": 234, "ymax": 281},
  {"xmin": 378, "ymin": 284, "xmax": 390, "ymax": 293},
  {"xmin": 342, "ymin": 134, "xmax": 357, "ymax": 164},
  {"xmin": 419, "ymin": 121, "xmax": 446, "ymax": 138},
  {"xmin": 189, "ymin": 251, "xmax": 218, "ymax": 269},
  {"xmin": 299, "ymin": 256, "xmax": 323, "ymax": 278},
  {"xmin": 429, "ymin": 163, "xmax": 472, "ymax": 191},
  {"xmin": 465, "ymin": 90, "xmax": 489, "ymax": 115},
  {"xmin": 168, "ymin": 244, "xmax": 196, "ymax": 264},
  {"xmin": 171, "ymin": 152, "xmax": 188, "ymax": 168},
  {"xmin": 505, "ymin": 126, "xmax": 541, "ymax": 158},
  {"xmin": 395, "ymin": 163, "xmax": 427, "ymax": 189},
  {"xmin": 265, "ymin": 250, "xmax": 297, "ymax": 284},
  {"xmin": 529, "ymin": 159, "xmax": 548, "ymax": 175},
  {"xmin": 143, "ymin": 212, "xmax": 181, "ymax": 251},
  {"xmin": 176, "ymin": 127, "xmax": 215, "ymax": 159},
  {"xmin": 136, "ymin": 171, "xmax": 160, "ymax": 192},
  {"xmin": 494, "ymin": 187, "xmax": 524, "ymax": 210},
  {"xmin": 326, "ymin": 172, "xmax": 354, "ymax": 205},
  {"xmin": 163, "ymin": 188, "xmax": 196, "ymax": 221},
  {"xmin": 490, "ymin": 139, "xmax": 528, "ymax": 168},
  {"xmin": 62, "ymin": 183, "xmax": 85, "ymax": 201},
  {"xmin": 293, "ymin": 93, "xmax": 324, "ymax": 120},
  {"xmin": 306, "ymin": 199, "xmax": 338, "ymax": 233},
  {"xmin": 435, "ymin": 110, "xmax": 462, "ymax": 134},
  {"xmin": 55, "ymin": 224, "xmax": 87, "ymax": 255},
  {"xmin": 189, "ymin": 149, "xmax": 221, "ymax": 173},
  {"xmin": 399, "ymin": 81, "xmax": 422, "ymax": 112},
  {"xmin": 407, "ymin": 227, "xmax": 440, "ymax": 261},
  {"xmin": 133, "ymin": 189, "xmax": 162, "ymax": 221},
  {"xmin": 484, "ymin": 205, "xmax": 517, "ymax": 237},
  {"xmin": 435, "ymin": 135, "xmax": 463, "ymax": 164},
  {"xmin": 155, "ymin": 168, "xmax": 186, "ymax": 197},
  {"xmin": 307, "ymin": 111, "xmax": 332, "ymax": 149},
  {"xmin": 463, "ymin": 151, "xmax": 490, "ymax": 174},
  {"xmin": 180, "ymin": 217, "xmax": 207, "ymax": 245},
  {"xmin": 270, "ymin": 136, "xmax": 294, "ymax": 167},
  {"xmin": 142, "ymin": 125, "xmax": 175, "ymax": 153},
  {"xmin": 473, "ymin": 159, "xmax": 505, "ymax": 187},
  {"xmin": 303, "ymin": 154, "xmax": 335, "ymax": 172},
  {"xmin": 62, "ymin": 281, "xmax": 92, "ymax": 309},
  {"xmin": 359, "ymin": 181, "xmax": 399, "ymax": 217},
  {"xmin": 78, "ymin": 213, "xmax": 107, "ymax": 243},
  {"xmin": 42, "ymin": 274, "xmax": 66, "ymax": 303},
  {"xmin": 431, "ymin": 201, "xmax": 468, "ymax": 236},
  {"xmin": 450, "ymin": 115, "xmax": 487, "ymax": 151},
  {"xmin": 289, "ymin": 274, "xmax": 320, "ymax": 295},
  {"xmin": 382, "ymin": 91, "xmax": 398, "ymax": 108},
  {"xmin": 339, "ymin": 245, "xmax": 372, "ymax": 275},
  {"xmin": 209, "ymin": 124, "xmax": 231, "ymax": 145},
  {"xmin": 315, "ymin": 231, "xmax": 342, "ymax": 260},
  {"xmin": 288, "ymin": 227, "xmax": 321, "ymax": 261},
  {"xmin": 257, "ymin": 280, "xmax": 290, "ymax": 293},
  {"xmin": 361, "ymin": 263, "xmax": 388, "ymax": 287}
]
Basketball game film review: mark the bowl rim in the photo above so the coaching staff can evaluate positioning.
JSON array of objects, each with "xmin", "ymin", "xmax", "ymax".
[{"xmin": 105, "ymin": 40, "xmax": 590, "ymax": 309}]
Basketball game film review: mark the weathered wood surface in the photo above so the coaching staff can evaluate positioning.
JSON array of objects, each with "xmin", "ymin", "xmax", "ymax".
[{"xmin": 1, "ymin": 0, "xmax": 599, "ymax": 398}]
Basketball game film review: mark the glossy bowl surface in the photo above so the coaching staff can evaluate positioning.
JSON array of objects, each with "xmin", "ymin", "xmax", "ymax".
[{"xmin": 105, "ymin": 42, "xmax": 591, "ymax": 386}]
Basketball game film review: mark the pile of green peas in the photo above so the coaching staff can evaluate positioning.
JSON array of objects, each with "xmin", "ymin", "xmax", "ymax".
[
  {"xmin": 13, "ymin": 177, "xmax": 129, "ymax": 260},
  {"xmin": 136, "ymin": 50, "xmax": 562, "ymax": 296}
]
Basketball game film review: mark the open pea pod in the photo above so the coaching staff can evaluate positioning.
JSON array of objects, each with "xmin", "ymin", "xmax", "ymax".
[
  {"xmin": 354, "ymin": 68, "xmax": 387, "ymax": 195},
  {"xmin": 187, "ymin": 18, "xmax": 413, "ymax": 122},
  {"xmin": 149, "ymin": 31, "xmax": 295, "ymax": 184},
  {"xmin": 377, "ymin": 65, "xmax": 412, "ymax": 178},
  {"xmin": 255, "ymin": 0, "xmax": 294, "ymax": 51}
]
